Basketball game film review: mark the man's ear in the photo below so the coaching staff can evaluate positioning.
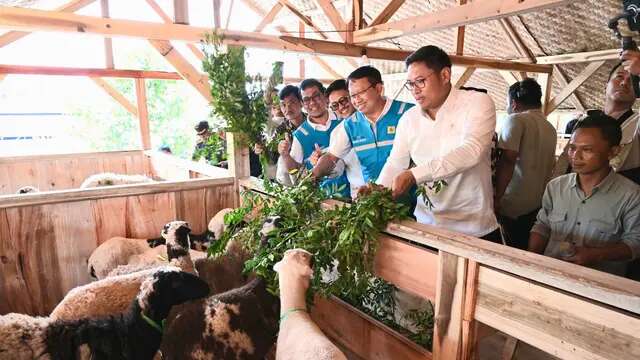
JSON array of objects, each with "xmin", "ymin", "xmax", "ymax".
[
  {"xmin": 610, "ymin": 145, "xmax": 622, "ymax": 160},
  {"xmin": 375, "ymin": 82, "xmax": 385, "ymax": 97},
  {"xmin": 441, "ymin": 67, "xmax": 452, "ymax": 84}
]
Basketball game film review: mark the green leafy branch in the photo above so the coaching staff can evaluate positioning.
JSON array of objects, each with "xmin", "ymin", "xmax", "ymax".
[{"xmin": 416, "ymin": 180, "xmax": 448, "ymax": 210}]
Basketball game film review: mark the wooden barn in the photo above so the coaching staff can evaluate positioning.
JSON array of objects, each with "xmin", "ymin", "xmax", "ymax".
[{"xmin": 1, "ymin": 0, "xmax": 640, "ymax": 359}]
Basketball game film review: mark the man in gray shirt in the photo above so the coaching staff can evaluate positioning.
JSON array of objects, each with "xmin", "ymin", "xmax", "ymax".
[
  {"xmin": 495, "ymin": 79, "xmax": 557, "ymax": 249},
  {"xmin": 529, "ymin": 113, "xmax": 640, "ymax": 276}
]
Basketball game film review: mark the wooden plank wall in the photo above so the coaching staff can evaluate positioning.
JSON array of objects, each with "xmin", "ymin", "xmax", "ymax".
[
  {"xmin": 0, "ymin": 150, "xmax": 154, "ymax": 195},
  {"xmin": 0, "ymin": 180, "xmax": 235, "ymax": 315}
]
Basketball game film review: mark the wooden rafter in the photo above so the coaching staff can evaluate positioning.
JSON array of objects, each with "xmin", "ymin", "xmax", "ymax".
[
  {"xmin": 148, "ymin": 40, "xmax": 212, "ymax": 101},
  {"xmin": 370, "ymin": 0, "xmax": 405, "ymax": 27},
  {"xmin": 299, "ymin": 22, "xmax": 305, "ymax": 78},
  {"xmin": 0, "ymin": 64, "xmax": 183, "ymax": 79},
  {"xmin": 254, "ymin": 3, "xmax": 283, "ymax": 32},
  {"xmin": 100, "ymin": 0, "xmax": 114, "ymax": 69},
  {"xmin": 135, "ymin": 78, "xmax": 151, "ymax": 149},
  {"xmin": 538, "ymin": 71, "xmax": 553, "ymax": 114},
  {"xmin": 0, "ymin": 0, "xmax": 95, "ymax": 48},
  {"xmin": 225, "ymin": 0, "xmax": 235, "ymax": 29},
  {"xmin": 498, "ymin": 18, "xmax": 536, "ymax": 63},
  {"xmin": 353, "ymin": 0, "xmax": 364, "ymax": 31},
  {"xmin": 90, "ymin": 77, "xmax": 138, "ymax": 116},
  {"xmin": 456, "ymin": 0, "xmax": 467, "ymax": 55},
  {"xmin": 546, "ymin": 61, "xmax": 606, "ymax": 114},
  {"xmin": 314, "ymin": 0, "xmax": 348, "ymax": 42},
  {"xmin": 0, "ymin": 6, "xmax": 553, "ymax": 73},
  {"xmin": 145, "ymin": 0, "xmax": 207, "ymax": 67},
  {"xmin": 352, "ymin": 0, "xmax": 572, "ymax": 44},
  {"xmin": 213, "ymin": 0, "xmax": 221, "ymax": 28},
  {"xmin": 173, "ymin": 0, "xmax": 189, "ymax": 24},
  {"xmin": 553, "ymin": 65, "xmax": 585, "ymax": 111},
  {"xmin": 455, "ymin": 67, "xmax": 476, "ymax": 88},
  {"xmin": 531, "ymin": 49, "xmax": 619, "ymax": 65},
  {"xmin": 312, "ymin": 56, "xmax": 341, "ymax": 78},
  {"xmin": 279, "ymin": 0, "xmax": 328, "ymax": 40},
  {"xmin": 499, "ymin": 70, "xmax": 519, "ymax": 85}
]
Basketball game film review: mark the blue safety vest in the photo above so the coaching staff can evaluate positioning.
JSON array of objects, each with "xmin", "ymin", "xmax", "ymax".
[
  {"xmin": 293, "ymin": 118, "xmax": 351, "ymax": 198},
  {"xmin": 343, "ymin": 99, "xmax": 414, "ymax": 182}
]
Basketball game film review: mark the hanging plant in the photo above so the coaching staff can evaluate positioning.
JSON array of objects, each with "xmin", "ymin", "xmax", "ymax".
[{"xmin": 202, "ymin": 31, "xmax": 267, "ymax": 148}]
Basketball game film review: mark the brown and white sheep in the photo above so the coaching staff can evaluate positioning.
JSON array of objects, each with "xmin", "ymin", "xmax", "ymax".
[{"xmin": 79, "ymin": 172, "xmax": 154, "ymax": 189}]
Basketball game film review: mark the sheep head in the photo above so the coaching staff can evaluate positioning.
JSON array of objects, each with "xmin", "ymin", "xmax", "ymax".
[
  {"xmin": 161, "ymin": 221, "xmax": 191, "ymax": 261},
  {"xmin": 259, "ymin": 216, "xmax": 282, "ymax": 246},
  {"xmin": 137, "ymin": 267, "xmax": 210, "ymax": 320},
  {"xmin": 274, "ymin": 249, "xmax": 313, "ymax": 291}
]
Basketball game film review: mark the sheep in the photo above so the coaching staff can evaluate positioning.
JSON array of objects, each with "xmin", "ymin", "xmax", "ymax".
[
  {"xmin": 88, "ymin": 236, "xmax": 154, "ymax": 279},
  {"xmin": 274, "ymin": 249, "xmax": 347, "ymax": 360},
  {"xmin": 105, "ymin": 221, "xmax": 206, "ymax": 277},
  {"xmin": 80, "ymin": 172, "xmax": 154, "ymax": 189},
  {"xmin": 158, "ymin": 216, "xmax": 285, "ymax": 359},
  {"xmin": 159, "ymin": 277, "xmax": 280, "ymax": 360},
  {"xmin": 0, "ymin": 267, "xmax": 209, "ymax": 360},
  {"xmin": 16, "ymin": 185, "xmax": 39, "ymax": 194},
  {"xmin": 52, "ymin": 221, "xmax": 200, "ymax": 321},
  {"xmin": 147, "ymin": 208, "xmax": 235, "ymax": 251}
]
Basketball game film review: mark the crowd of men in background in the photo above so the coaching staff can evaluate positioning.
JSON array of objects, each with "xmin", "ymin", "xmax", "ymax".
[{"xmin": 192, "ymin": 45, "xmax": 640, "ymax": 281}]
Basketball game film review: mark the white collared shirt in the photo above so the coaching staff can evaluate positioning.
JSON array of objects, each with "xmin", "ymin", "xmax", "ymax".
[{"xmin": 377, "ymin": 88, "xmax": 499, "ymax": 237}]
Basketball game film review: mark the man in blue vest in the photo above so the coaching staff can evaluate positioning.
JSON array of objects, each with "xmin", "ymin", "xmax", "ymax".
[
  {"xmin": 312, "ymin": 66, "xmax": 414, "ymax": 191},
  {"xmin": 279, "ymin": 78, "xmax": 351, "ymax": 198}
]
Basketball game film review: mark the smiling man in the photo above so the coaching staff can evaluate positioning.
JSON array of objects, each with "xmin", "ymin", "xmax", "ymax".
[
  {"xmin": 312, "ymin": 66, "xmax": 414, "ymax": 187},
  {"xmin": 529, "ymin": 113, "xmax": 640, "ymax": 276},
  {"xmin": 278, "ymin": 78, "xmax": 351, "ymax": 198},
  {"xmin": 376, "ymin": 45, "xmax": 500, "ymax": 241}
]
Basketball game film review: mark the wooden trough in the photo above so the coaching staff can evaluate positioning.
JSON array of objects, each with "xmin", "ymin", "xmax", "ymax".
[{"xmin": 240, "ymin": 178, "xmax": 640, "ymax": 360}]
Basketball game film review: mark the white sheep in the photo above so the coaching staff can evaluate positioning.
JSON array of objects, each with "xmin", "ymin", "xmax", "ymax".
[
  {"xmin": 88, "ymin": 236, "xmax": 154, "ymax": 279},
  {"xmin": 274, "ymin": 249, "xmax": 347, "ymax": 360},
  {"xmin": 16, "ymin": 186, "xmax": 39, "ymax": 194},
  {"xmin": 52, "ymin": 222, "xmax": 200, "ymax": 321},
  {"xmin": 0, "ymin": 267, "xmax": 209, "ymax": 360},
  {"xmin": 80, "ymin": 172, "xmax": 154, "ymax": 189}
]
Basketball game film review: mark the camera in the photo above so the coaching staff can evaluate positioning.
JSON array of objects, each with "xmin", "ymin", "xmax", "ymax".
[{"xmin": 609, "ymin": 0, "xmax": 640, "ymax": 97}]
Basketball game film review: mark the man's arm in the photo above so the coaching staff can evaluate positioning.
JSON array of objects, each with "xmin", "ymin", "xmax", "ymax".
[
  {"xmin": 410, "ymin": 93, "xmax": 497, "ymax": 184},
  {"xmin": 377, "ymin": 112, "xmax": 412, "ymax": 189},
  {"xmin": 278, "ymin": 134, "xmax": 302, "ymax": 172},
  {"xmin": 312, "ymin": 153, "xmax": 339, "ymax": 179},
  {"xmin": 312, "ymin": 123, "xmax": 351, "ymax": 179},
  {"xmin": 528, "ymin": 231, "xmax": 550, "ymax": 254},
  {"xmin": 565, "ymin": 243, "xmax": 633, "ymax": 266},
  {"xmin": 528, "ymin": 186, "xmax": 553, "ymax": 253}
]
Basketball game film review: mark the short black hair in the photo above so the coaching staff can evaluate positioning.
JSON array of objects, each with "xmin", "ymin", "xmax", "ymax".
[
  {"xmin": 405, "ymin": 45, "xmax": 452, "ymax": 71},
  {"xmin": 347, "ymin": 66, "xmax": 382, "ymax": 86},
  {"xmin": 300, "ymin": 78, "xmax": 325, "ymax": 94},
  {"xmin": 194, "ymin": 120, "xmax": 209, "ymax": 132},
  {"xmin": 574, "ymin": 112, "xmax": 622, "ymax": 146},
  {"xmin": 508, "ymin": 78, "xmax": 542, "ymax": 108},
  {"xmin": 608, "ymin": 62, "xmax": 623, "ymax": 82},
  {"xmin": 279, "ymin": 85, "xmax": 302, "ymax": 101},
  {"xmin": 325, "ymin": 79, "xmax": 348, "ymax": 97}
]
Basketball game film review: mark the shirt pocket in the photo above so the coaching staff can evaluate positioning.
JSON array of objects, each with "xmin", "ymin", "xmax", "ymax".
[
  {"xmin": 548, "ymin": 211, "xmax": 567, "ymax": 231},
  {"xmin": 586, "ymin": 219, "xmax": 620, "ymax": 246}
]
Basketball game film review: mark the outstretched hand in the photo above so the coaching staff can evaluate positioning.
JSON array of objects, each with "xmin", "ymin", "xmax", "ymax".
[{"xmin": 621, "ymin": 49, "xmax": 640, "ymax": 76}]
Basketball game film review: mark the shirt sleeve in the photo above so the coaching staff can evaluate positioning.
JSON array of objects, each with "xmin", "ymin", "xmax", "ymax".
[
  {"xmin": 328, "ymin": 122, "xmax": 353, "ymax": 159},
  {"xmin": 530, "ymin": 183, "xmax": 553, "ymax": 239},
  {"xmin": 621, "ymin": 188, "xmax": 640, "ymax": 260},
  {"xmin": 498, "ymin": 114, "xmax": 523, "ymax": 152},
  {"xmin": 376, "ymin": 112, "xmax": 412, "ymax": 188},
  {"xmin": 276, "ymin": 156, "xmax": 293, "ymax": 185},
  {"xmin": 289, "ymin": 137, "xmax": 304, "ymax": 164},
  {"xmin": 410, "ymin": 93, "xmax": 497, "ymax": 184}
]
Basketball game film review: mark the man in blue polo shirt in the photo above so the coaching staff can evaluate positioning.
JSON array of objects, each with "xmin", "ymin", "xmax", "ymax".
[
  {"xmin": 312, "ymin": 66, "xmax": 414, "ymax": 191},
  {"xmin": 278, "ymin": 78, "xmax": 351, "ymax": 198}
]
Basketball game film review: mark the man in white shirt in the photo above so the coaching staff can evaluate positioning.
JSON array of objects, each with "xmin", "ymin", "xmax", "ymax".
[{"xmin": 377, "ymin": 45, "xmax": 500, "ymax": 241}]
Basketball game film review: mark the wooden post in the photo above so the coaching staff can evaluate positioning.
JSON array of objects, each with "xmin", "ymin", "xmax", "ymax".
[
  {"xmin": 173, "ymin": 0, "xmax": 188, "ymax": 24},
  {"xmin": 353, "ymin": 0, "xmax": 364, "ymax": 31},
  {"xmin": 461, "ymin": 260, "xmax": 479, "ymax": 359},
  {"xmin": 226, "ymin": 132, "xmax": 250, "ymax": 207},
  {"xmin": 212, "ymin": 0, "xmax": 221, "ymax": 28},
  {"xmin": 455, "ymin": 0, "xmax": 467, "ymax": 55},
  {"xmin": 135, "ymin": 78, "xmax": 151, "ymax": 150},
  {"xmin": 299, "ymin": 21, "xmax": 305, "ymax": 79},
  {"xmin": 538, "ymin": 70, "xmax": 553, "ymax": 115},
  {"xmin": 433, "ymin": 252, "xmax": 467, "ymax": 359},
  {"xmin": 100, "ymin": 0, "xmax": 114, "ymax": 69}
]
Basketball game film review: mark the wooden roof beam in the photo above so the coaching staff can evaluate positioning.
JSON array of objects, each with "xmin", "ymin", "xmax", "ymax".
[
  {"xmin": 145, "ymin": 0, "xmax": 205, "ymax": 60},
  {"xmin": 353, "ymin": 0, "xmax": 364, "ymax": 31},
  {"xmin": 454, "ymin": 66, "xmax": 476, "ymax": 88},
  {"xmin": 279, "ymin": 0, "xmax": 328, "ymax": 40},
  {"xmin": 0, "ymin": 64, "xmax": 183, "ymax": 79},
  {"xmin": 254, "ymin": 3, "xmax": 283, "ymax": 32},
  {"xmin": 100, "ymin": 0, "xmax": 114, "ymax": 69},
  {"xmin": 370, "ymin": 0, "xmax": 405, "ymax": 27},
  {"xmin": 531, "ymin": 49, "xmax": 619, "ymax": 65},
  {"xmin": 89, "ymin": 77, "xmax": 138, "ymax": 116},
  {"xmin": 352, "ymin": 0, "xmax": 572, "ymax": 45},
  {"xmin": 0, "ymin": 0, "xmax": 96, "ymax": 48},
  {"xmin": 314, "ymin": 0, "xmax": 348, "ymax": 42},
  {"xmin": 546, "ymin": 61, "xmax": 606, "ymax": 115},
  {"xmin": 0, "ymin": 6, "xmax": 552, "ymax": 73},
  {"xmin": 553, "ymin": 65, "xmax": 585, "ymax": 111},
  {"xmin": 135, "ymin": 78, "xmax": 151, "ymax": 149},
  {"xmin": 498, "ymin": 18, "xmax": 536, "ymax": 63},
  {"xmin": 455, "ymin": 0, "xmax": 467, "ymax": 55},
  {"xmin": 312, "ymin": 56, "xmax": 341, "ymax": 78}
]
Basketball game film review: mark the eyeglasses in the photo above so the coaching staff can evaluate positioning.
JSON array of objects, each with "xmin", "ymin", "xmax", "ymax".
[
  {"xmin": 302, "ymin": 92, "xmax": 323, "ymax": 105},
  {"xmin": 349, "ymin": 84, "xmax": 376, "ymax": 100},
  {"xmin": 329, "ymin": 96, "xmax": 351, "ymax": 111},
  {"xmin": 404, "ymin": 72, "xmax": 437, "ymax": 91}
]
